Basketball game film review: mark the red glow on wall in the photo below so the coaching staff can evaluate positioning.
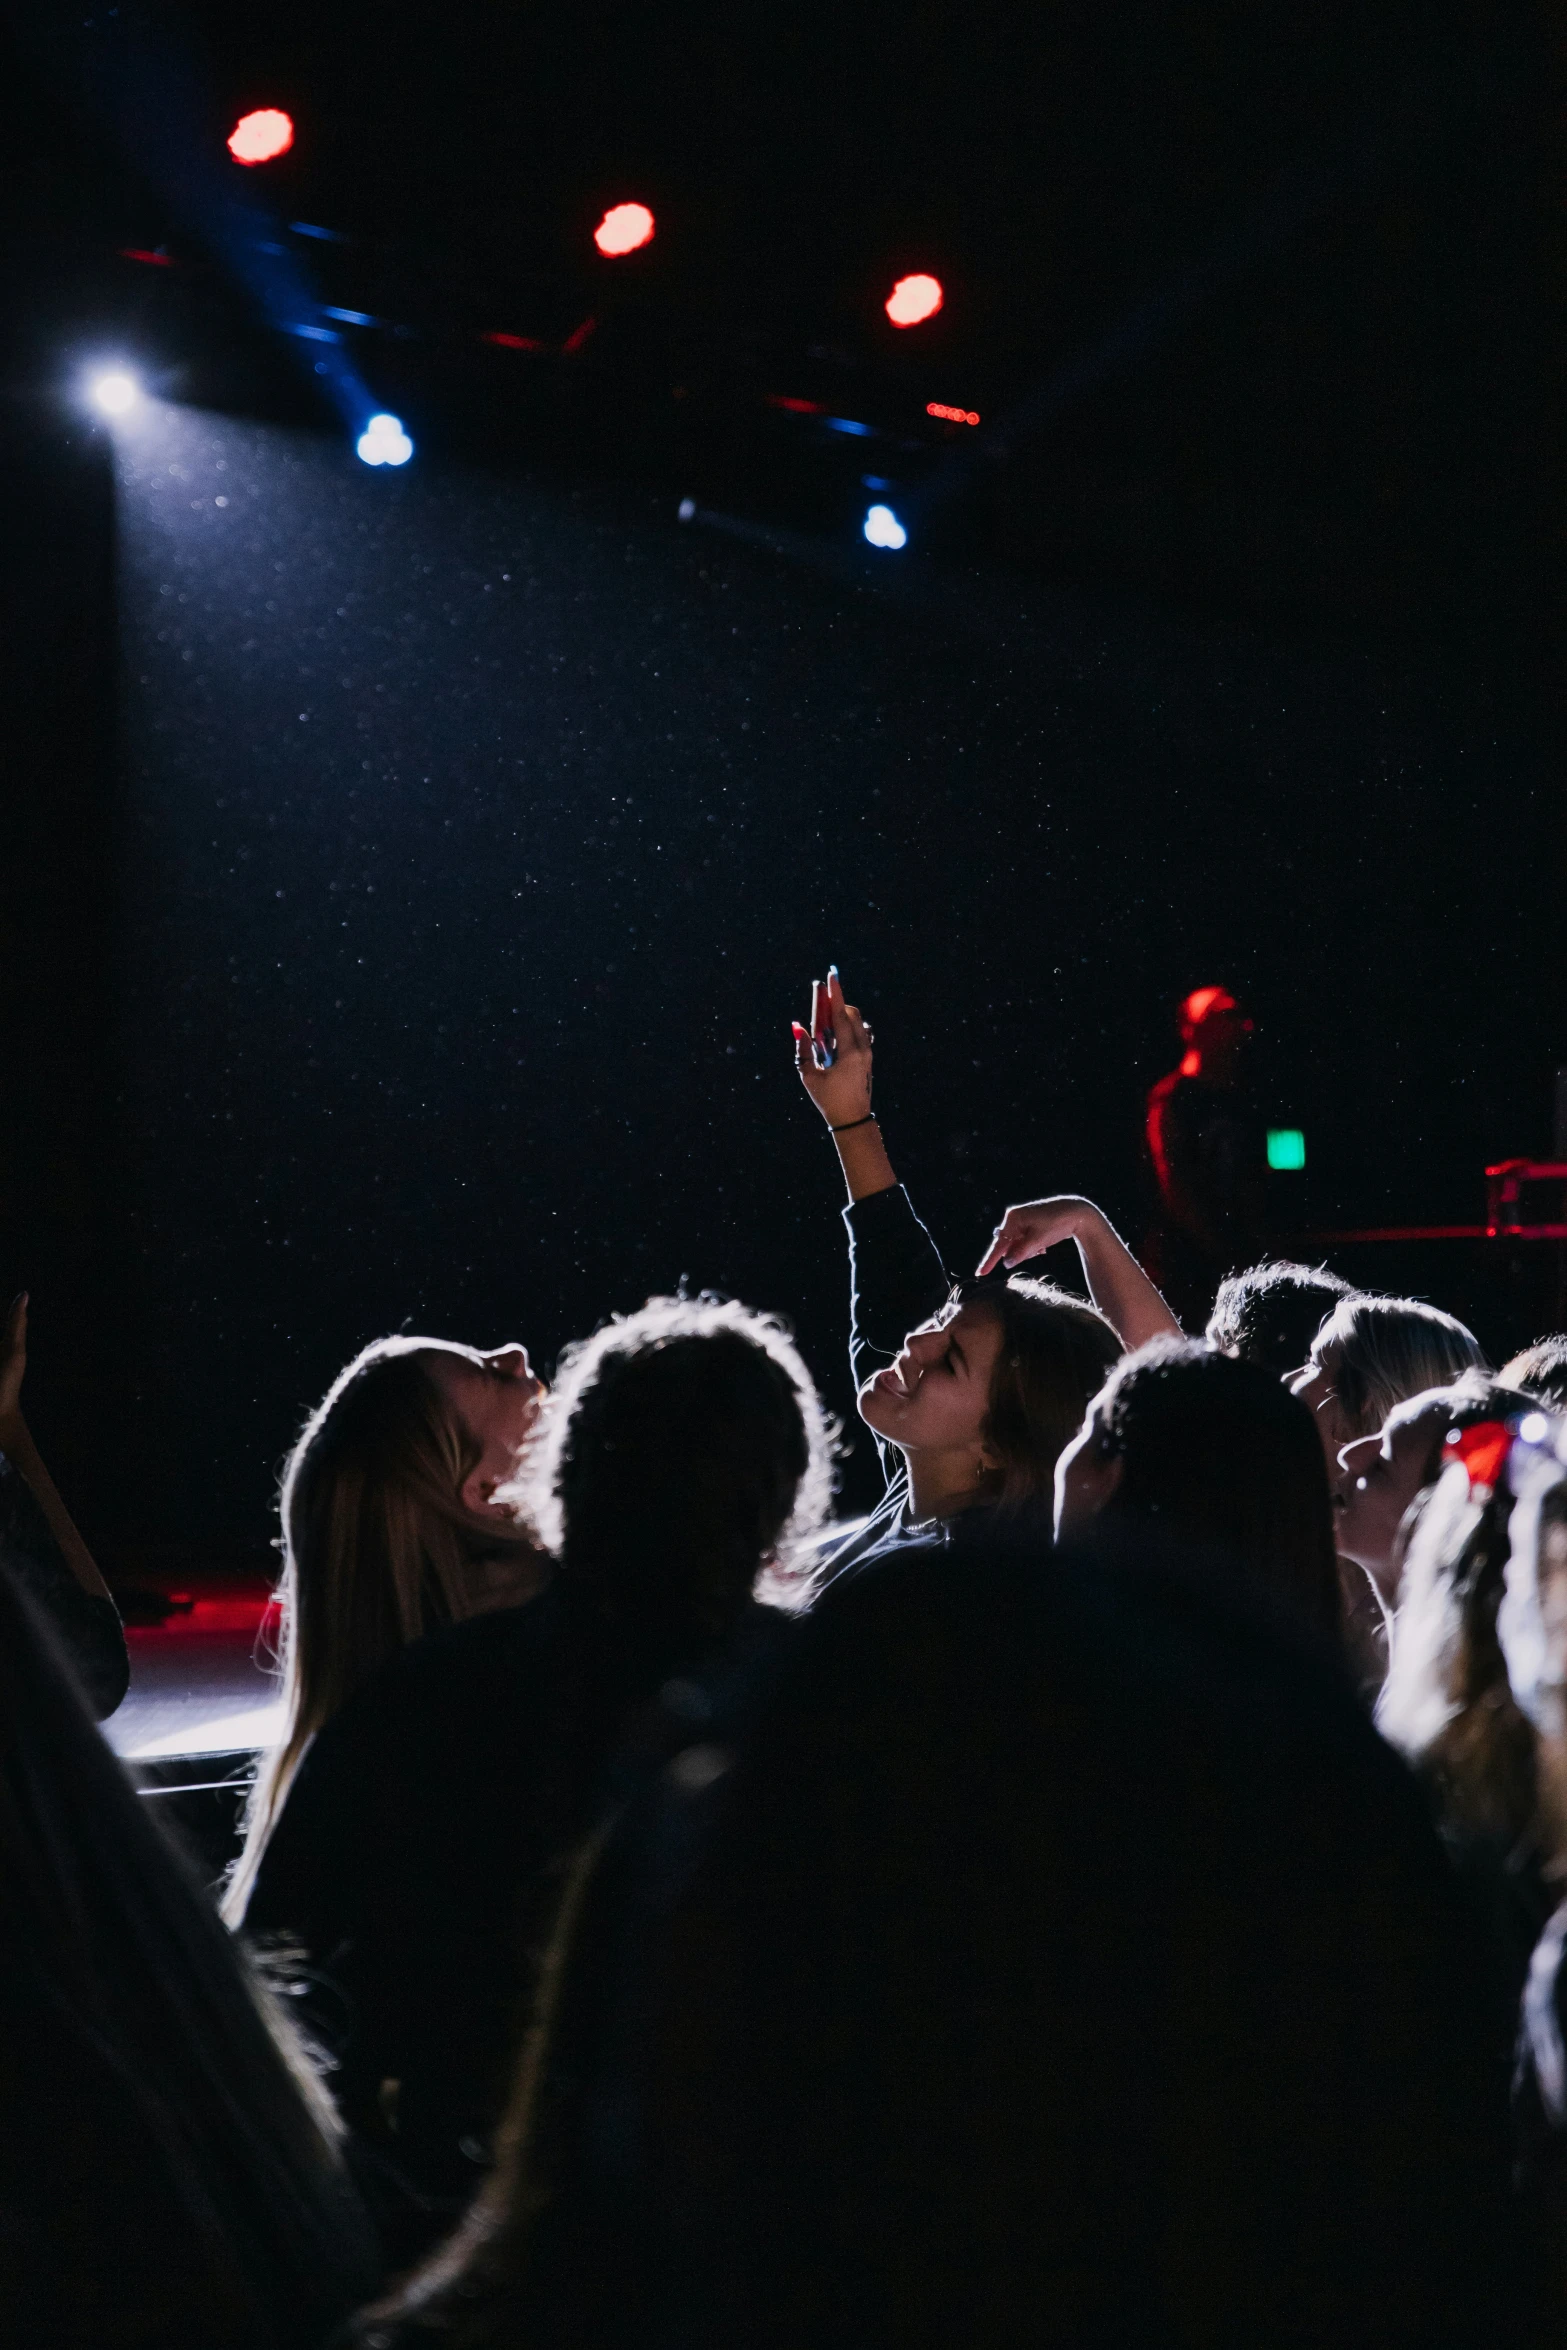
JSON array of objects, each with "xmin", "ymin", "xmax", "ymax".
[
  {"xmin": 119, "ymin": 246, "xmax": 175, "ymax": 268},
  {"xmin": 885, "ymin": 273, "xmax": 943, "ymax": 327},
  {"xmin": 769, "ymin": 394, "xmax": 826, "ymax": 414},
  {"xmin": 227, "ymin": 109, "xmax": 295, "ymax": 165},
  {"xmin": 594, "ymin": 202, "xmax": 655, "ymax": 257},
  {"xmin": 927, "ymin": 401, "xmax": 979, "ymax": 425},
  {"xmin": 482, "ymin": 331, "xmax": 547, "ymax": 351}
]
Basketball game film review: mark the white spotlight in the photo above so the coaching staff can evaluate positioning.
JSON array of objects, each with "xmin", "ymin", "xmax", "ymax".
[
  {"xmin": 356, "ymin": 411, "xmax": 414, "ymax": 467},
  {"xmin": 863, "ymin": 502, "xmax": 907, "ymax": 551},
  {"xmin": 91, "ymin": 370, "xmax": 140, "ymax": 417}
]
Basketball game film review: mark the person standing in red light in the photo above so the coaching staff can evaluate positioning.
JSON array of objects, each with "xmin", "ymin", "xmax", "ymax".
[{"xmin": 1145, "ymin": 987, "xmax": 1267, "ymax": 1329}]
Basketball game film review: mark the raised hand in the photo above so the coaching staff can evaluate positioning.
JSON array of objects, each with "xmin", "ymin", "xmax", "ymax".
[
  {"xmin": 977, "ymin": 1198, "xmax": 1181, "ymax": 1351},
  {"xmin": 0, "ymin": 1292, "xmax": 28, "ymax": 1434},
  {"xmin": 976, "ymin": 1199, "xmax": 1092, "ymax": 1276},
  {"xmin": 792, "ymin": 968, "xmax": 897, "ymax": 1203},
  {"xmin": 792, "ymin": 967, "xmax": 875, "ymax": 1131}
]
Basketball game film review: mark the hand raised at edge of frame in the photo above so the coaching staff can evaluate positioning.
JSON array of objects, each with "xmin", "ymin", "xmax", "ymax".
[
  {"xmin": 0, "ymin": 1293, "xmax": 28, "ymax": 1433},
  {"xmin": 792, "ymin": 966, "xmax": 876, "ymax": 1130}
]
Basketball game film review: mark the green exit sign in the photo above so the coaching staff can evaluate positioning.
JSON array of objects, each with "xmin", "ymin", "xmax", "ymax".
[{"xmin": 1267, "ymin": 1128, "xmax": 1306, "ymax": 1171}]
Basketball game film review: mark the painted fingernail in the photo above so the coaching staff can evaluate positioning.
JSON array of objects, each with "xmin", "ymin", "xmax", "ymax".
[{"xmin": 791, "ymin": 1022, "xmax": 807, "ymax": 1039}]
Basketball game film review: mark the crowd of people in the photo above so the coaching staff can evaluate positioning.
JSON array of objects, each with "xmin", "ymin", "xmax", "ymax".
[{"xmin": 5, "ymin": 969, "xmax": 1567, "ymax": 2343}]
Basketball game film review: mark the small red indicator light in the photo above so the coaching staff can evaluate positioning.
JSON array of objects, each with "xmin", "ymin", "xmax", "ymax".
[
  {"xmin": 594, "ymin": 203, "xmax": 655, "ymax": 257},
  {"xmin": 886, "ymin": 273, "xmax": 943, "ymax": 327},
  {"xmin": 482, "ymin": 331, "xmax": 547, "ymax": 351},
  {"xmin": 926, "ymin": 401, "xmax": 979, "ymax": 425},
  {"xmin": 228, "ymin": 109, "xmax": 295, "ymax": 165},
  {"xmin": 119, "ymin": 246, "xmax": 175, "ymax": 268},
  {"xmin": 769, "ymin": 394, "xmax": 826, "ymax": 414}
]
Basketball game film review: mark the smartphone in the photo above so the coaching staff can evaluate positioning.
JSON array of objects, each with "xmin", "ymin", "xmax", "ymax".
[{"xmin": 811, "ymin": 977, "xmax": 836, "ymax": 1069}]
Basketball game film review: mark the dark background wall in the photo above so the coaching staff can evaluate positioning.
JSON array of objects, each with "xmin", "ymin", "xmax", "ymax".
[
  {"xmin": 76, "ymin": 395, "xmax": 1553, "ymax": 1548},
  {"xmin": 1, "ymin": 0, "xmax": 1563, "ymax": 1559}
]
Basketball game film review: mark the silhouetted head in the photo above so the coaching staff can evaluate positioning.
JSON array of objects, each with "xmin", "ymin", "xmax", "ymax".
[
  {"xmin": 1207, "ymin": 1259, "xmax": 1355, "ymax": 1378},
  {"xmin": 1177, "ymin": 985, "xmax": 1253, "ymax": 1083},
  {"xmin": 1056, "ymin": 1337, "xmax": 1341, "ymax": 1644},
  {"xmin": 508, "ymin": 1294, "xmax": 835, "ymax": 1654}
]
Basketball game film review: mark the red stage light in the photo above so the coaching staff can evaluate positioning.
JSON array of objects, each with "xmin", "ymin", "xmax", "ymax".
[
  {"xmin": 228, "ymin": 109, "xmax": 295, "ymax": 165},
  {"xmin": 594, "ymin": 202, "xmax": 655, "ymax": 257},
  {"xmin": 926, "ymin": 401, "xmax": 980, "ymax": 425},
  {"xmin": 886, "ymin": 273, "xmax": 943, "ymax": 327}
]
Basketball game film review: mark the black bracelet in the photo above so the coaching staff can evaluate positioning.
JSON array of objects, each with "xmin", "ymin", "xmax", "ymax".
[{"xmin": 830, "ymin": 1113, "xmax": 879, "ymax": 1135}]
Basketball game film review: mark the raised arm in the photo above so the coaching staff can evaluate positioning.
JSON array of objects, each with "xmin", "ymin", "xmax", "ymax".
[
  {"xmin": 792, "ymin": 969, "xmax": 950, "ymax": 1389},
  {"xmin": 791, "ymin": 968, "xmax": 896, "ymax": 1204},
  {"xmin": 0, "ymin": 1293, "xmax": 128, "ymax": 1718},
  {"xmin": 976, "ymin": 1197, "xmax": 1182, "ymax": 1351}
]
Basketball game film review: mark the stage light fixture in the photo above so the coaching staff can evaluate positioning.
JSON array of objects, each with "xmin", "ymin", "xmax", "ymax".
[
  {"xmin": 863, "ymin": 503, "xmax": 908, "ymax": 551},
  {"xmin": 885, "ymin": 273, "xmax": 943, "ymax": 327},
  {"xmin": 90, "ymin": 370, "xmax": 140, "ymax": 416},
  {"xmin": 594, "ymin": 203, "xmax": 655, "ymax": 257},
  {"xmin": 1266, "ymin": 1128, "xmax": 1307, "ymax": 1171},
  {"xmin": 228, "ymin": 109, "xmax": 295, "ymax": 165},
  {"xmin": 356, "ymin": 412, "xmax": 414, "ymax": 467}
]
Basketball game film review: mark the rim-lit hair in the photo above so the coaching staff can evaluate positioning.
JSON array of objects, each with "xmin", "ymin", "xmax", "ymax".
[
  {"xmin": 224, "ymin": 1336, "xmax": 537, "ymax": 1925},
  {"xmin": 1502, "ymin": 1335, "xmax": 1567, "ymax": 1414},
  {"xmin": 1206, "ymin": 1259, "xmax": 1354, "ymax": 1377},
  {"xmin": 947, "ymin": 1275, "xmax": 1121, "ymax": 1511},
  {"xmin": 1309, "ymin": 1294, "xmax": 1485, "ymax": 1439},
  {"xmin": 504, "ymin": 1294, "xmax": 835, "ymax": 1633}
]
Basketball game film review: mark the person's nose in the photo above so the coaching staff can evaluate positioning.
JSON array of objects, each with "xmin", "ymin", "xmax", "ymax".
[{"xmin": 486, "ymin": 1345, "xmax": 533, "ymax": 1381}]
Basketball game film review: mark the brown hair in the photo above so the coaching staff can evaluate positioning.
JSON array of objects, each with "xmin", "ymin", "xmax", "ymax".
[
  {"xmin": 224, "ymin": 1337, "xmax": 540, "ymax": 1924},
  {"xmin": 951, "ymin": 1275, "xmax": 1122, "ymax": 1512},
  {"xmin": 1085, "ymin": 1338, "xmax": 1342, "ymax": 1646}
]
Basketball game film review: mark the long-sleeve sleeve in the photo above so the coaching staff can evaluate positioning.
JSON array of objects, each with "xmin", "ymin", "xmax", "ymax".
[{"xmin": 842, "ymin": 1183, "xmax": 953, "ymax": 1392}]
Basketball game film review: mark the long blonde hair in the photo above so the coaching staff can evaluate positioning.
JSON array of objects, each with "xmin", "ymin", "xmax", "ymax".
[{"xmin": 224, "ymin": 1337, "xmax": 541, "ymax": 1924}]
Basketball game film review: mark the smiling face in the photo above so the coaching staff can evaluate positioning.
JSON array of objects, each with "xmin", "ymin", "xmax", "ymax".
[
  {"xmin": 424, "ymin": 1342, "xmax": 546, "ymax": 1521},
  {"xmin": 857, "ymin": 1302, "xmax": 1004, "ymax": 1511},
  {"xmin": 1333, "ymin": 1391, "xmax": 1454, "ymax": 1598}
]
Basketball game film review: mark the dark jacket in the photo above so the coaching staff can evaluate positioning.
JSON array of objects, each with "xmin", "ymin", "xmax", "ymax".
[{"xmin": 243, "ymin": 1582, "xmax": 792, "ymax": 2264}]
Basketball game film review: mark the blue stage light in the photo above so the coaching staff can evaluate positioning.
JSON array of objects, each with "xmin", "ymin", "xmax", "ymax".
[
  {"xmin": 355, "ymin": 412, "xmax": 413, "ymax": 467},
  {"xmin": 863, "ymin": 503, "xmax": 907, "ymax": 550},
  {"xmin": 90, "ymin": 370, "xmax": 140, "ymax": 417}
]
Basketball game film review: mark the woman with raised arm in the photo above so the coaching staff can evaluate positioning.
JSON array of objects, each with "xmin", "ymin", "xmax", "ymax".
[
  {"xmin": 792, "ymin": 969, "xmax": 1125, "ymax": 1578},
  {"xmin": 0, "ymin": 1291, "xmax": 127, "ymax": 1718}
]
